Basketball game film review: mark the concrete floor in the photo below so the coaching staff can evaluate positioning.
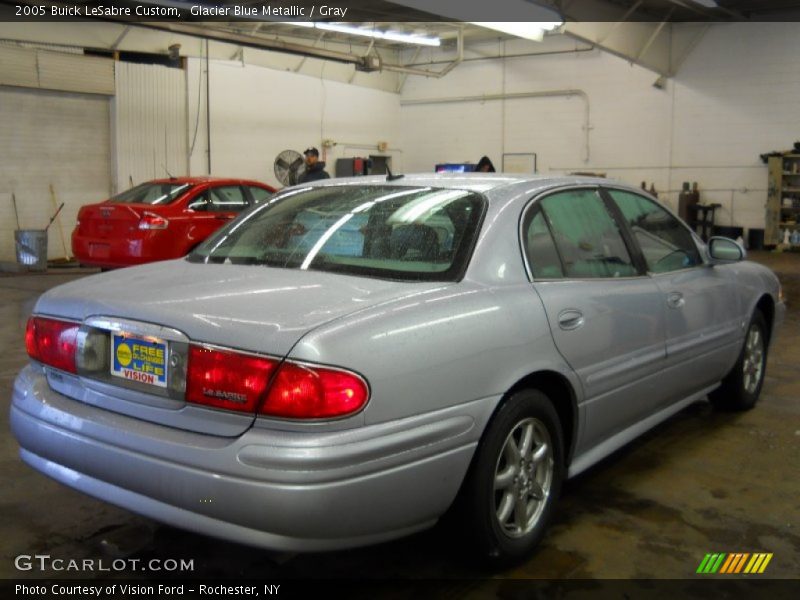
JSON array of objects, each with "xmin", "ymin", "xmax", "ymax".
[{"xmin": 1, "ymin": 253, "xmax": 798, "ymax": 585}]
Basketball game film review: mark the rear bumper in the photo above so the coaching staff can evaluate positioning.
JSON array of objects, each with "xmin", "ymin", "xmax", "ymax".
[{"xmin": 10, "ymin": 365, "xmax": 488, "ymax": 551}]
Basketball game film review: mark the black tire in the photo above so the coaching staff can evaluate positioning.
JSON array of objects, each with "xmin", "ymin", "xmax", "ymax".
[
  {"xmin": 460, "ymin": 389, "xmax": 564, "ymax": 565},
  {"xmin": 709, "ymin": 310, "xmax": 768, "ymax": 411}
]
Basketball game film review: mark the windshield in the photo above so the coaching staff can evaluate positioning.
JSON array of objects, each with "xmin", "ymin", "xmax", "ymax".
[
  {"xmin": 188, "ymin": 184, "xmax": 486, "ymax": 281},
  {"xmin": 110, "ymin": 182, "xmax": 193, "ymax": 205}
]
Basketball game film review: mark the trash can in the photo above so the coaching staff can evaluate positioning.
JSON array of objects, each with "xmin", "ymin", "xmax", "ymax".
[
  {"xmin": 748, "ymin": 228, "xmax": 765, "ymax": 250},
  {"xmin": 15, "ymin": 230, "xmax": 48, "ymax": 272}
]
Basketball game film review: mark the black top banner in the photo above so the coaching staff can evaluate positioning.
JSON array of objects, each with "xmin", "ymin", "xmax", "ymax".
[{"xmin": 1, "ymin": 0, "xmax": 792, "ymax": 23}]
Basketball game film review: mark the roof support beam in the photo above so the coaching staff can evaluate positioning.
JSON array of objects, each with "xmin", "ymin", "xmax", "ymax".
[
  {"xmin": 598, "ymin": 0, "xmax": 643, "ymax": 44},
  {"xmin": 635, "ymin": 8, "xmax": 673, "ymax": 62},
  {"xmin": 563, "ymin": 17, "xmax": 707, "ymax": 78}
]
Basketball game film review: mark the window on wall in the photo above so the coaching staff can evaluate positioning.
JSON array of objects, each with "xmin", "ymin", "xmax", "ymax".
[
  {"xmin": 538, "ymin": 189, "xmax": 637, "ymax": 279},
  {"xmin": 606, "ymin": 189, "xmax": 702, "ymax": 274}
]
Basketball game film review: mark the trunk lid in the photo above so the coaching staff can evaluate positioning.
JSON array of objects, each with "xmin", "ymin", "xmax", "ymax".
[
  {"xmin": 35, "ymin": 260, "xmax": 447, "ymax": 436},
  {"xmin": 76, "ymin": 202, "xmax": 148, "ymax": 239}
]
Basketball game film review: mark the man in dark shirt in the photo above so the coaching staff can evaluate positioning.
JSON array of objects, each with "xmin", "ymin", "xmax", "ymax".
[{"xmin": 298, "ymin": 147, "xmax": 330, "ymax": 183}]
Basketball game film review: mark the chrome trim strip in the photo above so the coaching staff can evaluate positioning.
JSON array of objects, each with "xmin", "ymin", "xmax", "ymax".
[{"xmin": 84, "ymin": 316, "xmax": 190, "ymax": 343}]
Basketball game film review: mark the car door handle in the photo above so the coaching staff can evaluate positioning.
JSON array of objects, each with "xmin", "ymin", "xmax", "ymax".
[
  {"xmin": 667, "ymin": 292, "xmax": 685, "ymax": 309},
  {"xmin": 557, "ymin": 309, "xmax": 585, "ymax": 331}
]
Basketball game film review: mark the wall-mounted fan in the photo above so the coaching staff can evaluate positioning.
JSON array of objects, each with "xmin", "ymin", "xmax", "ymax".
[{"xmin": 274, "ymin": 150, "xmax": 305, "ymax": 186}]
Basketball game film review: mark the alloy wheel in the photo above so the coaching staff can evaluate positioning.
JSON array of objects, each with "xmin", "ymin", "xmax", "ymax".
[
  {"xmin": 743, "ymin": 324, "xmax": 765, "ymax": 395},
  {"xmin": 493, "ymin": 417, "xmax": 553, "ymax": 538}
]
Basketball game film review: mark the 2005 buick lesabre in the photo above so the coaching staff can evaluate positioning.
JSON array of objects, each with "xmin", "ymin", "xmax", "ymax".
[{"xmin": 11, "ymin": 174, "xmax": 785, "ymax": 563}]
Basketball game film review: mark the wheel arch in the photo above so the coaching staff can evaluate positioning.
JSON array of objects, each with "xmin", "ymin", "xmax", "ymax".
[
  {"xmin": 504, "ymin": 370, "xmax": 579, "ymax": 466},
  {"xmin": 755, "ymin": 293, "xmax": 775, "ymax": 346}
]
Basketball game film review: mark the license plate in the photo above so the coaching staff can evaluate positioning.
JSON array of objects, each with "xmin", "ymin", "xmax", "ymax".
[
  {"xmin": 89, "ymin": 243, "xmax": 110, "ymax": 258},
  {"xmin": 111, "ymin": 333, "xmax": 168, "ymax": 388}
]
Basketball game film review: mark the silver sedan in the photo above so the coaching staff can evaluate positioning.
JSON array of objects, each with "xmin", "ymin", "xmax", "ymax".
[{"xmin": 10, "ymin": 174, "xmax": 784, "ymax": 563}]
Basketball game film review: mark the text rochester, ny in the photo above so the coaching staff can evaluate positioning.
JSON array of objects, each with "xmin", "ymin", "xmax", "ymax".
[{"xmin": 16, "ymin": 584, "xmax": 281, "ymax": 596}]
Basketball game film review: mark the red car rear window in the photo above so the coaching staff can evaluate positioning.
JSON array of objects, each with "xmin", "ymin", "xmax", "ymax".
[{"xmin": 110, "ymin": 182, "xmax": 194, "ymax": 205}]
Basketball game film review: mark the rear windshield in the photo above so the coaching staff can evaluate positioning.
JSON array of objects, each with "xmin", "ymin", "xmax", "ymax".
[
  {"xmin": 188, "ymin": 185, "xmax": 486, "ymax": 281},
  {"xmin": 110, "ymin": 182, "xmax": 193, "ymax": 205}
]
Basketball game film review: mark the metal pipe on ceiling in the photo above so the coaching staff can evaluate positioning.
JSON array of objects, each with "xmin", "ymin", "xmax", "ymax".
[
  {"xmin": 135, "ymin": 21, "xmax": 366, "ymax": 66},
  {"xmin": 108, "ymin": 21, "xmax": 467, "ymax": 81},
  {"xmin": 403, "ymin": 46, "xmax": 594, "ymax": 67},
  {"xmin": 383, "ymin": 30, "xmax": 463, "ymax": 78}
]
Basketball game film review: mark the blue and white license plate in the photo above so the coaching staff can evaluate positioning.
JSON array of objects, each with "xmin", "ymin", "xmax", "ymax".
[{"xmin": 111, "ymin": 333, "xmax": 168, "ymax": 388}]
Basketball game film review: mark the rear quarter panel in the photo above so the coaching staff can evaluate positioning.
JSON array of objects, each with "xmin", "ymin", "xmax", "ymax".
[
  {"xmin": 288, "ymin": 282, "xmax": 579, "ymax": 427},
  {"xmin": 717, "ymin": 259, "xmax": 783, "ymax": 342}
]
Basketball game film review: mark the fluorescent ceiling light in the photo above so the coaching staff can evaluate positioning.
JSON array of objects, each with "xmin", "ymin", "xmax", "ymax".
[
  {"xmin": 689, "ymin": 0, "xmax": 718, "ymax": 7},
  {"xmin": 469, "ymin": 22, "xmax": 563, "ymax": 42},
  {"xmin": 281, "ymin": 21, "xmax": 440, "ymax": 46}
]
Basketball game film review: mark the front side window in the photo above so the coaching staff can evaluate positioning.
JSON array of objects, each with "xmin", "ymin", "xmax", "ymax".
[
  {"xmin": 607, "ymin": 189, "xmax": 702, "ymax": 273},
  {"xmin": 189, "ymin": 185, "xmax": 485, "ymax": 281},
  {"xmin": 110, "ymin": 182, "xmax": 192, "ymax": 205},
  {"xmin": 248, "ymin": 185, "xmax": 273, "ymax": 203},
  {"xmin": 538, "ymin": 189, "xmax": 637, "ymax": 278}
]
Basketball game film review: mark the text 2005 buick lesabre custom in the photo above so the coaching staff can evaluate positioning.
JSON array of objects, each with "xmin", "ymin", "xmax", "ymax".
[{"xmin": 11, "ymin": 174, "xmax": 784, "ymax": 563}]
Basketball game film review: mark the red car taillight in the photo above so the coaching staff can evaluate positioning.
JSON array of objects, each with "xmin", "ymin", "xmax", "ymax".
[
  {"xmin": 25, "ymin": 316, "xmax": 79, "ymax": 374},
  {"xmin": 185, "ymin": 344, "xmax": 369, "ymax": 419},
  {"xmin": 138, "ymin": 212, "xmax": 169, "ymax": 230},
  {"xmin": 260, "ymin": 362, "xmax": 369, "ymax": 419},
  {"xmin": 186, "ymin": 345, "xmax": 278, "ymax": 412}
]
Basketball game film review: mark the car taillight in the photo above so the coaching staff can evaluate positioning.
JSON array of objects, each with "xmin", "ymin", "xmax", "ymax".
[
  {"xmin": 260, "ymin": 362, "xmax": 369, "ymax": 419},
  {"xmin": 186, "ymin": 345, "xmax": 278, "ymax": 412},
  {"xmin": 184, "ymin": 343, "xmax": 369, "ymax": 419},
  {"xmin": 25, "ymin": 316, "xmax": 79, "ymax": 374},
  {"xmin": 138, "ymin": 212, "xmax": 169, "ymax": 230}
]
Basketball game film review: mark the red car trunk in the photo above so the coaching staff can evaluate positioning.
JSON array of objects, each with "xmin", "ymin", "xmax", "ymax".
[{"xmin": 76, "ymin": 203, "xmax": 144, "ymax": 238}]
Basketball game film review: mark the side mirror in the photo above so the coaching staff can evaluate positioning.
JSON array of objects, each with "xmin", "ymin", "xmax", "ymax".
[{"xmin": 708, "ymin": 236, "xmax": 745, "ymax": 263}]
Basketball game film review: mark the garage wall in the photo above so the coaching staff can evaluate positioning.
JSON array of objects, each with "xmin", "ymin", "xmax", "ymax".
[
  {"xmin": 0, "ymin": 43, "xmax": 114, "ymax": 95},
  {"xmin": 114, "ymin": 62, "xmax": 188, "ymax": 192},
  {"xmin": 186, "ymin": 58, "xmax": 402, "ymax": 187},
  {"xmin": 400, "ymin": 23, "xmax": 800, "ymax": 233},
  {"xmin": 669, "ymin": 22, "xmax": 800, "ymax": 232},
  {"xmin": 0, "ymin": 86, "xmax": 111, "ymax": 263},
  {"xmin": 400, "ymin": 35, "xmax": 672, "ymax": 189}
]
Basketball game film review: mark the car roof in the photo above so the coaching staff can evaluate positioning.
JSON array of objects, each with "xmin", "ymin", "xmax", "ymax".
[
  {"xmin": 301, "ymin": 172, "xmax": 614, "ymax": 195},
  {"xmin": 147, "ymin": 176, "xmax": 271, "ymax": 186}
]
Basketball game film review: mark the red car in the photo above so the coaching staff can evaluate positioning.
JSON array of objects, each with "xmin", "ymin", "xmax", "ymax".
[{"xmin": 72, "ymin": 177, "xmax": 276, "ymax": 269}]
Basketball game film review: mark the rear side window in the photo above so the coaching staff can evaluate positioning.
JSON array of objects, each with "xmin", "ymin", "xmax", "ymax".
[
  {"xmin": 538, "ymin": 189, "xmax": 637, "ymax": 279},
  {"xmin": 209, "ymin": 186, "xmax": 249, "ymax": 212},
  {"xmin": 607, "ymin": 189, "xmax": 701, "ymax": 273},
  {"xmin": 110, "ymin": 182, "xmax": 192, "ymax": 205},
  {"xmin": 523, "ymin": 210, "xmax": 564, "ymax": 278}
]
